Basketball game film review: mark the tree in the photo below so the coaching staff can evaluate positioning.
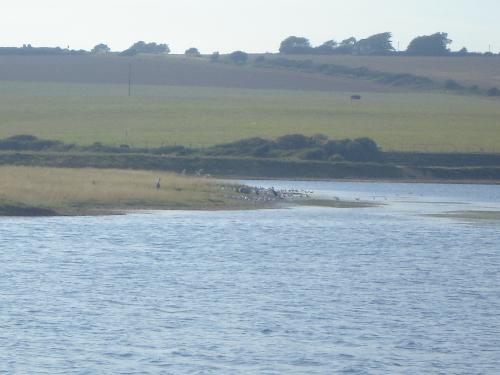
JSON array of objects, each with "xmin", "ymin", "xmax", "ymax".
[
  {"xmin": 279, "ymin": 36, "xmax": 313, "ymax": 54},
  {"xmin": 341, "ymin": 37, "xmax": 357, "ymax": 46},
  {"xmin": 334, "ymin": 37, "xmax": 357, "ymax": 54},
  {"xmin": 406, "ymin": 33, "xmax": 452, "ymax": 56},
  {"xmin": 229, "ymin": 50, "xmax": 248, "ymax": 64},
  {"xmin": 185, "ymin": 47, "xmax": 201, "ymax": 57},
  {"xmin": 355, "ymin": 32, "xmax": 394, "ymax": 55},
  {"xmin": 343, "ymin": 138, "xmax": 382, "ymax": 162},
  {"xmin": 323, "ymin": 137, "xmax": 381, "ymax": 162},
  {"xmin": 91, "ymin": 43, "xmax": 111, "ymax": 54},
  {"xmin": 314, "ymin": 40, "xmax": 337, "ymax": 54},
  {"xmin": 120, "ymin": 41, "xmax": 170, "ymax": 56}
]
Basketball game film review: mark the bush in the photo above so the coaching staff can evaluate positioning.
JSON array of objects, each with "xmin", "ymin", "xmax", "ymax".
[
  {"xmin": 5, "ymin": 134, "xmax": 39, "ymax": 142},
  {"xmin": 310, "ymin": 134, "xmax": 329, "ymax": 146},
  {"xmin": 0, "ymin": 134, "xmax": 386, "ymax": 164},
  {"xmin": 444, "ymin": 79, "xmax": 464, "ymax": 91},
  {"xmin": 229, "ymin": 51, "xmax": 248, "ymax": 64},
  {"xmin": 252, "ymin": 144, "xmax": 272, "ymax": 158},
  {"xmin": 279, "ymin": 36, "xmax": 313, "ymax": 54},
  {"xmin": 0, "ymin": 135, "xmax": 63, "ymax": 151},
  {"xmin": 152, "ymin": 146, "xmax": 192, "ymax": 155},
  {"xmin": 207, "ymin": 137, "xmax": 274, "ymax": 157},
  {"xmin": 301, "ymin": 148, "xmax": 326, "ymax": 160},
  {"xmin": 322, "ymin": 137, "xmax": 381, "ymax": 162},
  {"xmin": 486, "ymin": 87, "xmax": 500, "ymax": 97},
  {"xmin": 120, "ymin": 41, "xmax": 170, "ymax": 57},
  {"xmin": 185, "ymin": 47, "xmax": 201, "ymax": 57},
  {"xmin": 275, "ymin": 134, "xmax": 312, "ymax": 149},
  {"xmin": 323, "ymin": 139, "xmax": 350, "ymax": 156}
]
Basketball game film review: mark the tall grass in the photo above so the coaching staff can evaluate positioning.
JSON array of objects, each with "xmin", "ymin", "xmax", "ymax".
[{"xmin": 0, "ymin": 167, "xmax": 235, "ymax": 213}]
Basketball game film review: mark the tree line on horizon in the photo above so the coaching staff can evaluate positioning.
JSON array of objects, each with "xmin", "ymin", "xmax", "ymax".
[
  {"xmin": 0, "ymin": 32, "xmax": 495, "ymax": 57},
  {"xmin": 279, "ymin": 32, "xmax": 492, "ymax": 57}
]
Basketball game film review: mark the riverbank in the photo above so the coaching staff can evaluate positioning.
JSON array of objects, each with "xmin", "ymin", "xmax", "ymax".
[
  {"xmin": 231, "ymin": 176, "xmax": 500, "ymax": 185},
  {"xmin": 0, "ymin": 167, "xmax": 271, "ymax": 216},
  {"xmin": 1, "ymin": 151, "xmax": 500, "ymax": 184},
  {"xmin": 0, "ymin": 166, "xmax": 377, "ymax": 216}
]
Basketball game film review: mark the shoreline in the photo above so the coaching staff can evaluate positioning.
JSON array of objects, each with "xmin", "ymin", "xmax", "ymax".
[
  {"xmin": 0, "ymin": 199, "xmax": 378, "ymax": 217},
  {"xmin": 1, "ymin": 166, "xmax": 498, "ymax": 218},
  {"xmin": 223, "ymin": 175, "xmax": 500, "ymax": 186}
]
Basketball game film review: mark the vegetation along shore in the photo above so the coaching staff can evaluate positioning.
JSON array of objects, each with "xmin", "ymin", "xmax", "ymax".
[
  {"xmin": 0, "ymin": 166, "xmax": 374, "ymax": 216},
  {"xmin": 1, "ymin": 134, "xmax": 499, "ymax": 184}
]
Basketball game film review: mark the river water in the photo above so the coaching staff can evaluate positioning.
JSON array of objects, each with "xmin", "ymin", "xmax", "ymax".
[{"xmin": 1, "ymin": 181, "xmax": 499, "ymax": 374}]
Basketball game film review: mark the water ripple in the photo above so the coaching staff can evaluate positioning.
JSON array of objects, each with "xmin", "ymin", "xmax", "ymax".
[{"xmin": 1, "ymin": 182, "xmax": 500, "ymax": 373}]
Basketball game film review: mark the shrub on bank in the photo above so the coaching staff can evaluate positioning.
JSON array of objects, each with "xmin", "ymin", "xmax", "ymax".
[
  {"xmin": 486, "ymin": 87, "xmax": 500, "ymax": 97},
  {"xmin": 0, "ymin": 135, "xmax": 66, "ymax": 151},
  {"xmin": 0, "ymin": 133, "xmax": 383, "ymax": 163}
]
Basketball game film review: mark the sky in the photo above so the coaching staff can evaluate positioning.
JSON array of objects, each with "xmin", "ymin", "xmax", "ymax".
[{"xmin": 2, "ymin": 0, "xmax": 499, "ymax": 53}]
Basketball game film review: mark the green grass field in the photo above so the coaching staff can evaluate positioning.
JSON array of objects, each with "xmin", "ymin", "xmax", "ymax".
[{"xmin": 1, "ymin": 80, "xmax": 499, "ymax": 152}]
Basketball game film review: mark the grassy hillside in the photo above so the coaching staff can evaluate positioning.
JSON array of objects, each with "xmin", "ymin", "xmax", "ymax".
[
  {"xmin": 0, "ymin": 55, "xmax": 499, "ymax": 153},
  {"xmin": 2, "ymin": 53, "xmax": 498, "ymax": 91},
  {"xmin": 0, "ymin": 81, "xmax": 499, "ymax": 152},
  {"xmin": 0, "ymin": 55, "xmax": 393, "ymax": 92},
  {"xmin": 276, "ymin": 54, "xmax": 500, "ymax": 89}
]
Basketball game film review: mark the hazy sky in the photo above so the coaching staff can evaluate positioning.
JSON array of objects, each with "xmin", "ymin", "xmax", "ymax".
[{"xmin": 2, "ymin": 0, "xmax": 499, "ymax": 53}]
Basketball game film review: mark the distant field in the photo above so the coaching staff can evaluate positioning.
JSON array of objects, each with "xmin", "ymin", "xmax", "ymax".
[
  {"xmin": 0, "ymin": 81, "xmax": 499, "ymax": 152},
  {"xmin": 279, "ymin": 55, "xmax": 500, "ymax": 89},
  {"xmin": 0, "ymin": 55, "xmax": 394, "ymax": 93}
]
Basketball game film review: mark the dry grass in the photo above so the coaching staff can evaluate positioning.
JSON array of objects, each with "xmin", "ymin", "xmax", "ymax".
[{"xmin": 0, "ymin": 167, "xmax": 241, "ymax": 214}]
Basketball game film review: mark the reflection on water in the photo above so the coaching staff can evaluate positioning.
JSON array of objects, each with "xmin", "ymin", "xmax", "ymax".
[{"xmin": 1, "ymin": 181, "xmax": 499, "ymax": 374}]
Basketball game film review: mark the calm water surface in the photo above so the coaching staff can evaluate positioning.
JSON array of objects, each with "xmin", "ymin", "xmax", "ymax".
[{"xmin": 1, "ymin": 181, "xmax": 499, "ymax": 374}]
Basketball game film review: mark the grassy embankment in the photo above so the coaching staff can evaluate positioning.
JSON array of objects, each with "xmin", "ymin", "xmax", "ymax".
[
  {"xmin": 0, "ymin": 81, "xmax": 499, "ymax": 153},
  {"xmin": 0, "ymin": 167, "xmax": 263, "ymax": 216},
  {"xmin": 251, "ymin": 54, "xmax": 500, "ymax": 98},
  {"xmin": 2, "ymin": 149, "xmax": 500, "ymax": 183},
  {"xmin": 0, "ymin": 152, "xmax": 407, "ymax": 180},
  {"xmin": 277, "ymin": 54, "xmax": 500, "ymax": 90}
]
